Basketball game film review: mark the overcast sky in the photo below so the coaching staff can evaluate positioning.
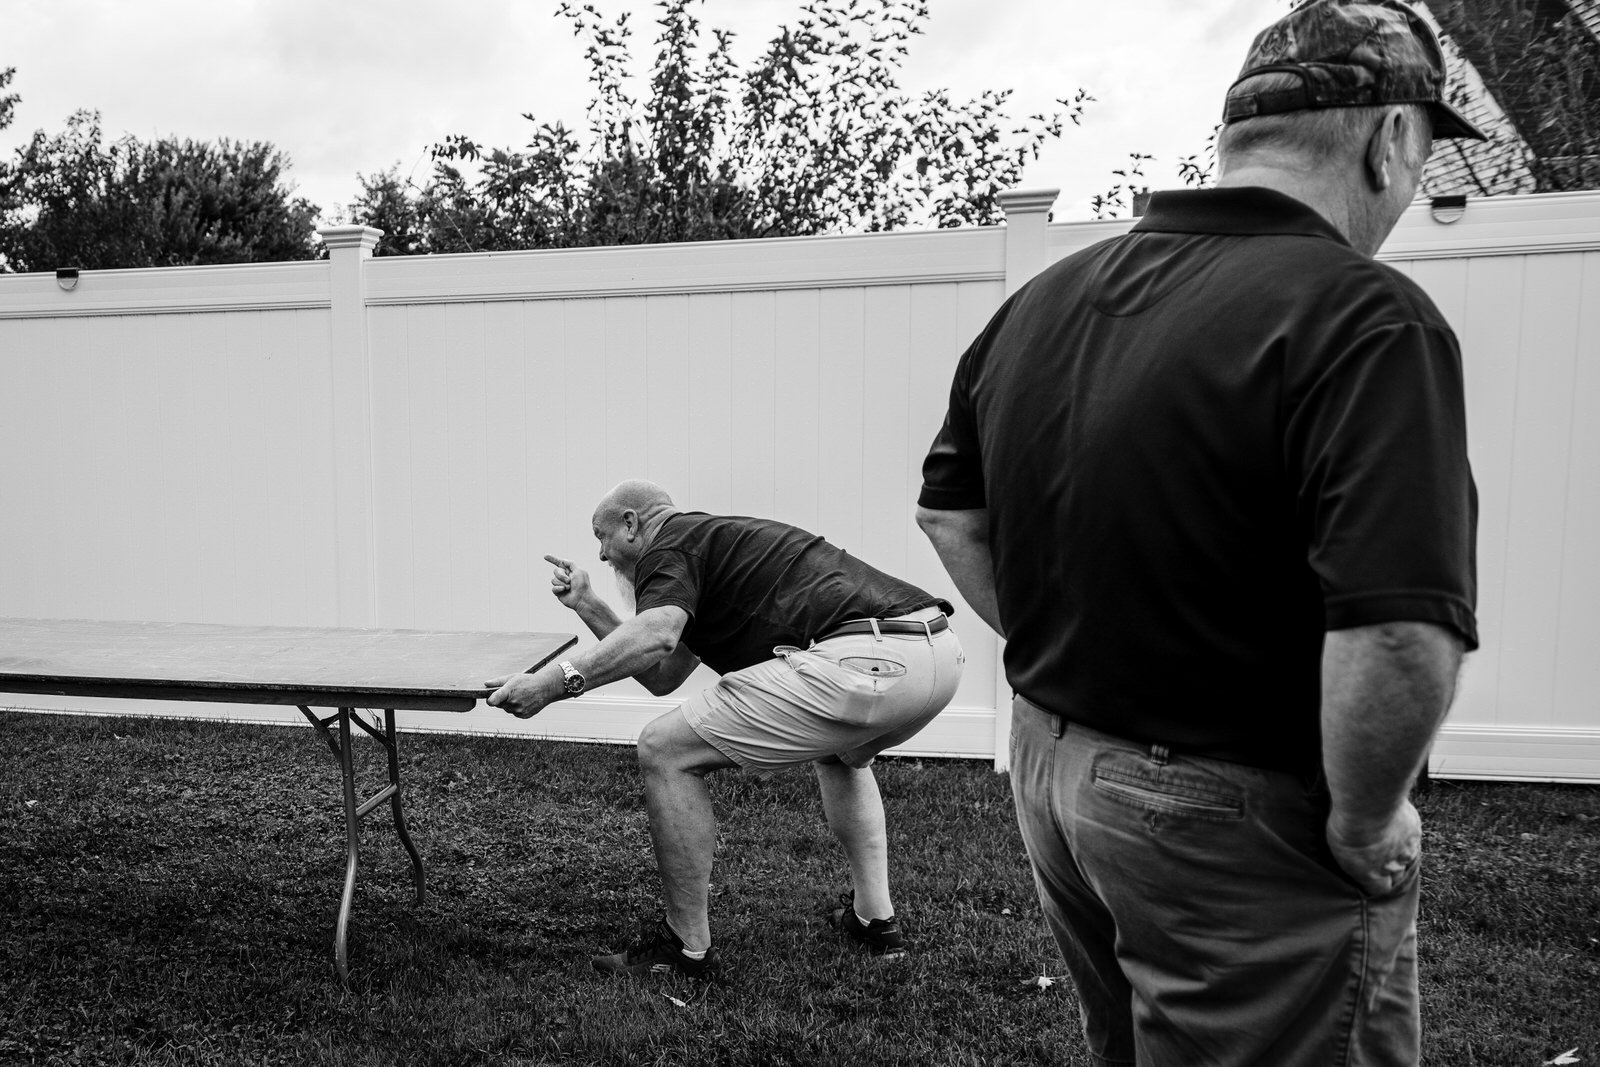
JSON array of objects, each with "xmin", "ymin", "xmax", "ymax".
[{"xmin": 1, "ymin": 0, "xmax": 1287, "ymax": 224}]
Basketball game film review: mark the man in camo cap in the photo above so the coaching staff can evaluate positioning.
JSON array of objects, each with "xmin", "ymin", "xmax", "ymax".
[{"xmin": 918, "ymin": 1, "xmax": 1482, "ymax": 1063}]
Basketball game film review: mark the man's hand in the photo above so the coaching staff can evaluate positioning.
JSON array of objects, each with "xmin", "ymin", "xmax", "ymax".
[
  {"xmin": 545, "ymin": 555, "xmax": 591, "ymax": 610},
  {"xmin": 485, "ymin": 671, "xmax": 560, "ymax": 719},
  {"xmin": 1326, "ymin": 799, "xmax": 1422, "ymax": 897}
]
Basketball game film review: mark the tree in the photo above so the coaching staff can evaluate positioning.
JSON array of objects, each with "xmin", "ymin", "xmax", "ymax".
[
  {"xmin": 347, "ymin": 0, "xmax": 1089, "ymax": 254},
  {"xmin": 0, "ymin": 67, "xmax": 17, "ymax": 134},
  {"xmin": 1089, "ymin": 130, "xmax": 1223, "ymax": 219},
  {"xmin": 345, "ymin": 167, "xmax": 437, "ymax": 258},
  {"xmin": 1090, "ymin": 152, "xmax": 1154, "ymax": 219},
  {"xmin": 1431, "ymin": 0, "xmax": 1600, "ymax": 192},
  {"xmin": 0, "ymin": 104, "xmax": 320, "ymax": 272}
]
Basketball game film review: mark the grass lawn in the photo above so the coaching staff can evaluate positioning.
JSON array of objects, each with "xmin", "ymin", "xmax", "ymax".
[{"xmin": 1, "ymin": 711, "xmax": 1595, "ymax": 1066}]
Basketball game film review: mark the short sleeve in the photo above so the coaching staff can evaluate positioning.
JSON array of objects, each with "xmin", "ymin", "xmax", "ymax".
[
  {"xmin": 632, "ymin": 549, "xmax": 702, "ymax": 620},
  {"xmin": 1288, "ymin": 321, "xmax": 1479, "ymax": 648},
  {"xmin": 918, "ymin": 339, "xmax": 989, "ymax": 511}
]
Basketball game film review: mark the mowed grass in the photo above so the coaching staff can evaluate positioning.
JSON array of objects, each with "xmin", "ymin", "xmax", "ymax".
[{"xmin": 0, "ymin": 711, "xmax": 1594, "ymax": 1067}]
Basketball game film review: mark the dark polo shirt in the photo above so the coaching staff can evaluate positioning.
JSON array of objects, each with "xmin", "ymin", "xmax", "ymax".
[
  {"xmin": 919, "ymin": 186, "xmax": 1478, "ymax": 777},
  {"xmin": 632, "ymin": 512, "xmax": 946, "ymax": 676}
]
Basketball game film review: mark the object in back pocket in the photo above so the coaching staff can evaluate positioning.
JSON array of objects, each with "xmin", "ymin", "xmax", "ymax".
[{"xmin": 839, "ymin": 657, "xmax": 906, "ymax": 677}]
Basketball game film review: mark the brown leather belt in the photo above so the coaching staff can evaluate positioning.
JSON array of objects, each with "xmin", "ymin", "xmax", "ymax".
[{"xmin": 820, "ymin": 613, "xmax": 949, "ymax": 641}]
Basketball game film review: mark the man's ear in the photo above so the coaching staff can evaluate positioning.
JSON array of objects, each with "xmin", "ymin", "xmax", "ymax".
[
  {"xmin": 623, "ymin": 509, "xmax": 640, "ymax": 539},
  {"xmin": 1364, "ymin": 107, "xmax": 1405, "ymax": 193}
]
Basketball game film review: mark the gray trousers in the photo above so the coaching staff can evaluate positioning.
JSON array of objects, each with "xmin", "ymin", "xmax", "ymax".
[{"xmin": 1009, "ymin": 695, "xmax": 1421, "ymax": 1067}]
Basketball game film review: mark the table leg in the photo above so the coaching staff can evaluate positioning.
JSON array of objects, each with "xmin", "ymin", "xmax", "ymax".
[
  {"xmin": 334, "ymin": 707, "xmax": 360, "ymax": 986},
  {"xmin": 298, "ymin": 703, "xmax": 426, "ymax": 985},
  {"xmin": 383, "ymin": 709, "xmax": 426, "ymax": 904}
]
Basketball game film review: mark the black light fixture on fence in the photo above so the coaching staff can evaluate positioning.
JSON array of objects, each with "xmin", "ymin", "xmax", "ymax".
[
  {"xmin": 1429, "ymin": 195, "xmax": 1467, "ymax": 225},
  {"xmin": 55, "ymin": 267, "xmax": 80, "ymax": 291}
]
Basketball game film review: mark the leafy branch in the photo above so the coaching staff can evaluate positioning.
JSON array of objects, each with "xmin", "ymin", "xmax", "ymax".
[{"xmin": 350, "ymin": 0, "xmax": 1091, "ymax": 253}]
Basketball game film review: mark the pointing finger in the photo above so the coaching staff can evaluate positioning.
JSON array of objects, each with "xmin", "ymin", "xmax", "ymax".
[{"xmin": 543, "ymin": 554, "xmax": 572, "ymax": 572}]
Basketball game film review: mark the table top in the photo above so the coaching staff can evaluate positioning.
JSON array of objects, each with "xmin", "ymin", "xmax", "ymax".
[{"xmin": 0, "ymin": 618, "xmax": 577, "ymax": 712}]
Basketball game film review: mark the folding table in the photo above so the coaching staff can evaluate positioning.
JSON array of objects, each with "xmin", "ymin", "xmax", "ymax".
[{"xmin": 0, "ymin": 617, "xmax": 576, "ymax": 983}]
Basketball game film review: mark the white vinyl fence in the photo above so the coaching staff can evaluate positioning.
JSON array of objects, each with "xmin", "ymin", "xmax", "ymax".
[{"xmin": 2, "ymin": 189, "xmax": 1597, "ymax": 782}]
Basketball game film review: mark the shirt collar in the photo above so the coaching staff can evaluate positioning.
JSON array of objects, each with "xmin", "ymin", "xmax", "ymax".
[{"xmin": 1132, "ymin": 187, "xmax": 1350, "ymax": 247}]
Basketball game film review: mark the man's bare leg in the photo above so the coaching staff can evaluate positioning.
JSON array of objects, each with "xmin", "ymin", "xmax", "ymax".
[
  {"xmin": 636, "ymin": 709, "xmax": 737, "ymax": 952},
  {"xmin": 813, "ymin": 757, "xmax": 894, "ymax": 919}
]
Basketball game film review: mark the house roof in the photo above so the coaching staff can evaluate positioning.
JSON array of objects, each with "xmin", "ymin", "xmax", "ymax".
[
  {"xmin": 1571, "ymin": 0, "xmax": 1600, "ymax": 42},
  {"xmin": 1415, "ymin": 0, "xmax": 1600, "ymax": 193},
  {"xmin": 1415, "ymin": 1, "xmax": 1538, "ymax": 196}
]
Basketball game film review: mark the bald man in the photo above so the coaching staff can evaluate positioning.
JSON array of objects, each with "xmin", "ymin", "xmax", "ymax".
[{"xmin": 487, "ymin": 481, "xmax": 964, "ymax": 978}]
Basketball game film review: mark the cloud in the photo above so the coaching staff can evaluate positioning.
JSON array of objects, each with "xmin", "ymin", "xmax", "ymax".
[{"xmin": 1202, "ymin": 0, "xmax": 1288, "ymax": 47}]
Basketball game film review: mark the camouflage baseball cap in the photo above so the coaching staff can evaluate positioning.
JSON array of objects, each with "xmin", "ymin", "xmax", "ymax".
[{"xmin": 1223, "ymin": 0, "xmax": 1487, "ymax": 141}]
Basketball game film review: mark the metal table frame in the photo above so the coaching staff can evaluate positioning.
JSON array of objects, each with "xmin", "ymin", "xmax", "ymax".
[{"xmin": 297, "ymin": 703, "xmax": 425, "ymax": 983}]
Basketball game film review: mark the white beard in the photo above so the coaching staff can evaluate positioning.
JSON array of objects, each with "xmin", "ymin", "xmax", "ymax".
[{"xmin": 611, "ymin": 565, "xmax": 637, "ymax": 615}]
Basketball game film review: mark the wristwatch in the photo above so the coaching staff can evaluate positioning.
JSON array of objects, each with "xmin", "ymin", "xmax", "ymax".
[{"xmin": 558, "ymin": 660, "xmax": 586, "ymax": 698}]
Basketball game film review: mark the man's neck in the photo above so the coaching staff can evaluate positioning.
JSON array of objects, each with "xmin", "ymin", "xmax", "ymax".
[
  {"xmin": 639, "ymin": 506, "xmax": 681, "ymax": 545},
  {"xmin": 1215, "ymin": 166, "xmax": 1390, "ymax": 258}
]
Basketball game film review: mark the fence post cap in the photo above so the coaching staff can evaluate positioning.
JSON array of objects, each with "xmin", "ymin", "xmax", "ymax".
[
  {"xmin": 996, "ymin": 189, "xmax": 1060, "ymax": 215},
  {"xmin": 318, "ymin": 225, "xmax": 385, "ymax": 252}
]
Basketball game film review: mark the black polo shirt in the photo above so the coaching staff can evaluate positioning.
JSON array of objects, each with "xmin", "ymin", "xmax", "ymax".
[
  {"xmin": 632, "ymin": 512, "xmax": 947, "ymax": 676},
  {"xmin": 919, "ymin": 186, "xmax": 1478, "ymax": 777}
]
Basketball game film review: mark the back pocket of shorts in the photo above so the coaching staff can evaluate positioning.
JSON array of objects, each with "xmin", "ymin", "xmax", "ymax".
[
  {"xmin": 794, "ymin": 652, "xmax": 904, "ymax": 726},
  {"xmin": 838, "ymin": 657, "xmax": 906, "ymax": 678}
]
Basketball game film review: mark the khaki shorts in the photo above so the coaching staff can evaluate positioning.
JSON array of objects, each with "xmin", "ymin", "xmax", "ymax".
[{"xmin": 680, "ymin": 608, "xmax": 964, "ymax": 771}]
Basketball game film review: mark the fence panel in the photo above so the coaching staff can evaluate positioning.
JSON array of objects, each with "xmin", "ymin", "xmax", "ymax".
[{"xmin": 1, "ymin": 302, "xmax": 338, "ymax": 626}]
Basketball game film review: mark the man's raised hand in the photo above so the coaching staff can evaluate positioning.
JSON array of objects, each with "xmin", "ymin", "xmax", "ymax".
[{"xmin": 545, "ymin": 554, "xmax": 591, "ymax": 609}]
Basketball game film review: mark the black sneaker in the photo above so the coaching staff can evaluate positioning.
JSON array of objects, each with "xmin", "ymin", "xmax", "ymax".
[
  {"xmin": 592, "ymin": 918, "xmax": 717, "ymax": 979},
  {"xmin": 829, "ymin": 892, "xmax": 908, "ymax": 958}
]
